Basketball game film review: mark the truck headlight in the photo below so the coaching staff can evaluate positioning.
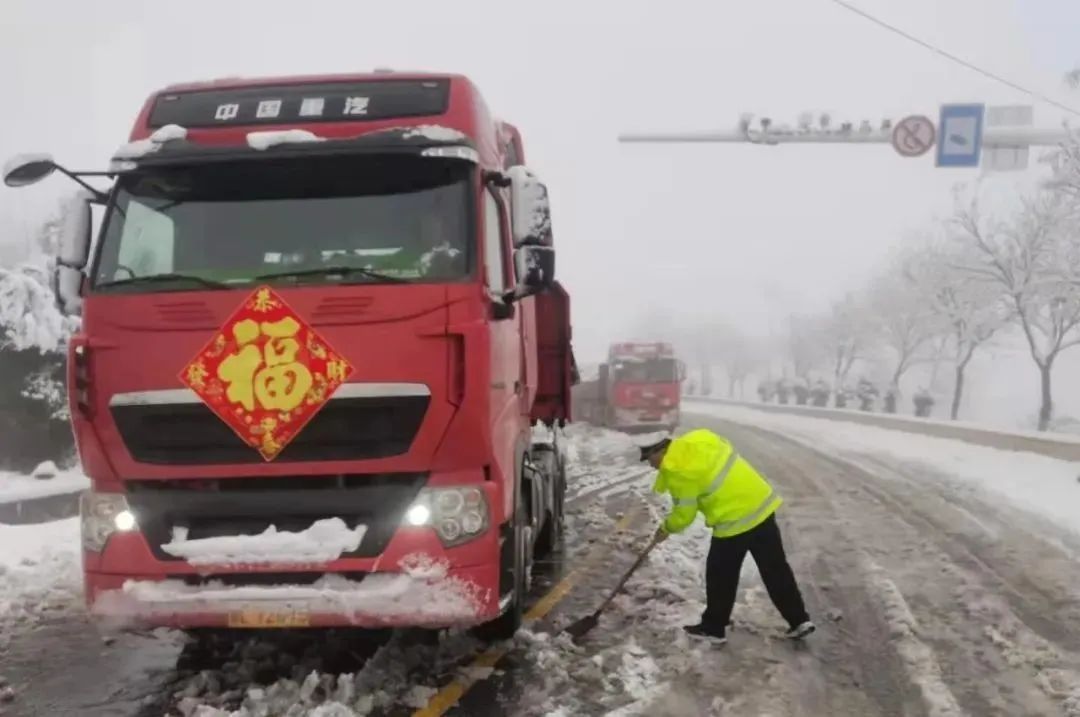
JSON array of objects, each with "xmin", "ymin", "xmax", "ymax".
[
  {"xmin": 80, "ymin": 491, "xmax": 137, "ymax": 552},
  {"xmin": 404, "ymin": 486, "xmax": 489, "ymax": 547}
]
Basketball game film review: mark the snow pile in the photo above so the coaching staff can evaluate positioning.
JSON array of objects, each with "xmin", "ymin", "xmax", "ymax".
[
  {"xmin": 0, "ymin": 467, "xmax": 88, "ymax": 502},
  {"xmin": 0, "ymin": 518, "xmax": 82, "ymax": 649},
  {"xmin": 402, "ymin": 125, "xmax": 466, "ymax": 142},
  {"xmin": 162, "ymin": 518, "xmax": 367, "ymax": 567},
  {"xmin": 0, "ymin": 263, "xmax": 75, "ymax": 352},
  {"xmin": 31, "ymin": 460, "xmax": 58, "ymax": 479},
  {"xmin": 165, "ymin": 629, "xmax": 486, "ymax": 716},
  {"xmin": 94, "ymin": 569, "xmax": 485, "ymax": 625},
  {"xmin": 113, "ymin": 124, "xmax": 188, "ymax": 158},
  {"xmin": 694, "ymin": 403, "xmax": 1080, "ymax": 539},
  {"xmin": 246, "ymin": 129, "xmax": 325, "ymax": 151}
]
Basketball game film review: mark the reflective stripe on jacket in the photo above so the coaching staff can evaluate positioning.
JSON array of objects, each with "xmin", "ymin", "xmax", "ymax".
[{"xmin": 652, "ymin": 428, "xmax": 782, "ymax": 538}]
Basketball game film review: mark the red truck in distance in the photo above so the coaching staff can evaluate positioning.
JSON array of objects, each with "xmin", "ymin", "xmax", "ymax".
[
  {"xmin": 4, "ymin": 72, "xmax": 576, "ymax": 640},
  {"xmin": 575, "ymin": 342, "xmax": 684, "ymax": 434}
]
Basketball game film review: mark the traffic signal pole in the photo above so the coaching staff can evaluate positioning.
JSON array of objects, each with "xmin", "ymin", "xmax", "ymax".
[{"xmin": 618, "ymin": 122, "xmax": 1070, "ymax": 147}]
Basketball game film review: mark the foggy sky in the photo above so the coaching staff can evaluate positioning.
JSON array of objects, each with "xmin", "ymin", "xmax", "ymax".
[{"xmin": 2, "ymin": 0, "xmax": 1077, "ymax": 364}]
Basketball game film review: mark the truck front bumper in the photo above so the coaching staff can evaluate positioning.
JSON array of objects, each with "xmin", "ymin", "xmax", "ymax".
[
  {"xmin": 83, "ymin": 525, "xmax": 503, "ymax": 630},
  {"xmin": 85, "ymin": 561, "xmax": 500, "ymax": 629}
]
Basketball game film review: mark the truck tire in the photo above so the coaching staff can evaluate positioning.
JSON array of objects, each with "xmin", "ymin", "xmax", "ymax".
[
  {"xmin": 474, "ymin": 495, "xmax": 527, "ymax": 642},
  {"xmin": 535, "ymin": 455, "xmax": 565, "ymax": 559}
]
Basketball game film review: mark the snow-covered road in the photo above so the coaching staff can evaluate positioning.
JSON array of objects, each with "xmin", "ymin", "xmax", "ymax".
[{"xmin": 2, "ymin": 417, "xmax": 1079, "ymax": 716}]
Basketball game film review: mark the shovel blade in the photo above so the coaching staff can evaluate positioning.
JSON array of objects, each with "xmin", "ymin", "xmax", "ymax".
[{"xmin": 562, "ymin": 613, "xmax": 600, "ymax": 640}]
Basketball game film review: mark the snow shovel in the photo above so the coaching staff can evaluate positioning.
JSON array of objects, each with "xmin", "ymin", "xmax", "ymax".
[{"xmin": 563, "ymin": 533, "xmax": 664, "ymax": 640}]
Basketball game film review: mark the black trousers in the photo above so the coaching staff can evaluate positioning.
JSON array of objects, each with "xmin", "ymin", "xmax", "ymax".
[{"xmin": 701, "ymin": 514, "xmax": 809, "ymax": 632}]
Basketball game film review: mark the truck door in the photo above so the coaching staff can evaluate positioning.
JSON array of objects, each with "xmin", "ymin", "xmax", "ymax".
[{"xmin": 482, "ymin": 186, "xmax": 521, "ymax": 483}]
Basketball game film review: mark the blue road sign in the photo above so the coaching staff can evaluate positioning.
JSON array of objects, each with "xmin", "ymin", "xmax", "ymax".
[{"xmin": 936, "ymin": 104, "xmax": 985, "ymax": 168}]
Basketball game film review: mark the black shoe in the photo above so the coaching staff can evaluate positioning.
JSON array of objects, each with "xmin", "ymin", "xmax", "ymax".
[
  {"xmin": 683, "ymin": 623, "xmax": 727, "ymax": 645},
  {"xmin": 785, "ymin": 620, "xmax": 816, "ymax": 640}
]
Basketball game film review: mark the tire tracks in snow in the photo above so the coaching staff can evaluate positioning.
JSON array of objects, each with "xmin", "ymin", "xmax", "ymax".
[
  {"xmin": 713, "ymin": 417, "xmax": 1080, "ymax": 717},
  {"xmin": 727, "ymin": 423, "xmax": 944, "ymax": 717}
]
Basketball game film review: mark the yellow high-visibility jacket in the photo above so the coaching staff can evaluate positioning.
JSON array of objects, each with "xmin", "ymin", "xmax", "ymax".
[{"xmin": 653, "ymin": 429, "xmax": 782, "ymax": 538}]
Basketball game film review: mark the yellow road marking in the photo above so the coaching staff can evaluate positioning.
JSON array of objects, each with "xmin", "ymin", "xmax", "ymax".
[{"xmin": 411, "ymin": 505, "xmax": 644, "ymax": 717}]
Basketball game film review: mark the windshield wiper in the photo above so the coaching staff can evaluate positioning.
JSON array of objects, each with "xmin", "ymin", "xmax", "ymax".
[
  {"xmin": 254, "ymin": 266, "xmax": 409, "ymax": 284},
  {"xmin": 96, "ymin": 273, "xmax": 230, "ymax": 290}
]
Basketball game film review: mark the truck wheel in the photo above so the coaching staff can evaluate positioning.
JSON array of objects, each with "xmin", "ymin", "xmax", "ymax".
[
  {"xmin": 535, "ymin": 459, "xmax": 565, "ymax": 559},
  {"xmin": 474, "ymin": 497, "xmax": 527, "ymax": 642}
]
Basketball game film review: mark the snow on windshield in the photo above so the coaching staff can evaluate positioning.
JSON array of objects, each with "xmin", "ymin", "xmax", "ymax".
[{"xmin": 161, "ymin": 517, "xmax": 367, "ymax": 567}]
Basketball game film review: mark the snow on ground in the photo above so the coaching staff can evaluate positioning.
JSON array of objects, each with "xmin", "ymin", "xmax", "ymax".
[
  {"xmin": 161, "ymin": 518, "xmax": 367, "ymax": 567},
  {"xmin": 0, "ymin": 466, "xmax": 88, "ymax": 503},
  {"xmin": 561, "ymin": 423, "xmax": 648, "ymax": 502},
  {"xmin": 0, "ymin": 518, "xmax": 81, "ymax": 648},
  {"xmin": 691, "ymin": 402, "xmax": 1080, "ymax": 540}
]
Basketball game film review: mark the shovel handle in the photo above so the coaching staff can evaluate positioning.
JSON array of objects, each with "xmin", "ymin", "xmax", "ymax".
[{"xmin": 595, "ymin": 538, "xmax": 661, "ymax": 613}]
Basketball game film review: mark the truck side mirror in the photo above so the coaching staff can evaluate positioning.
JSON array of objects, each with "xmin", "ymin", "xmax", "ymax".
[
  {"xmin": 507, "ymin": 165, "xmax": 552, "ymax": 247},
  {"xmin": 514, "ymin": 244, "xmax": 554, "ymax": 289},
  {"xmin": 51, "ymin": 192, "xmax": 94, "ymax": 316},
  {"xmin": 52, "ymin": 265, "xmax": 84, "ymax": 316},
  {"xmin": 3, "ymin": 153, "xmax": 57, "ymax": 188},
  {"xmin": 59, "ymin": 193, "xmax": 93, "ymax": 269}
]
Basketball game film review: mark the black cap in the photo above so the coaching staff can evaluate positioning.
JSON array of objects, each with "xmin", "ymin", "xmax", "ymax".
[{"xmin": 639, "ymin": 437, "xmax": 671, "ymax": 462}]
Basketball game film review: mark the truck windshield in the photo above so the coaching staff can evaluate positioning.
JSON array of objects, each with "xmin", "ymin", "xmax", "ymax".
[
  {"xmin": 92, "ymin": 155, "xmax": 472, "ymax": 291},
  {"xmin": 612, "ymin": 358, "xmax": 678, "ymax": 382}
]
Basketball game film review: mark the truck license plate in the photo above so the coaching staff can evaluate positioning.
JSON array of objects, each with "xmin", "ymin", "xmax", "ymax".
[{"xmin": 227, "ymin": 610, "xmax": 310, "ymax": 629}]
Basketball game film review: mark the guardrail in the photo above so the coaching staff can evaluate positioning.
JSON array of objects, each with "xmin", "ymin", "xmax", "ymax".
[{"xmin": 685, "ymin": 397, "xmax": 1080, "ymax": 461}]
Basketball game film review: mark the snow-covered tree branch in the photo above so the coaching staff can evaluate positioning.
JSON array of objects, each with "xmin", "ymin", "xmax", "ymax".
[
  {"xmin": 903, "ymin": 239, "xmax": 1006, "ymax": 419},
  {"xmin": 949, "ymin": 188, "xmax": 1080, "ymax": 430}
]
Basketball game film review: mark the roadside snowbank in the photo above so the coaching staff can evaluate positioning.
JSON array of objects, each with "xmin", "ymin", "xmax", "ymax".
[
  {"xmin": 0, "ymin": 467, "xmax": 88, "ymax": 503},
  {"xmin": 693, "ymin": 403, "xmax": 1080, "ymax": 538},
  {"xmin": 0, "ymin": 518, "xmax": 81, "ymax": 645}
]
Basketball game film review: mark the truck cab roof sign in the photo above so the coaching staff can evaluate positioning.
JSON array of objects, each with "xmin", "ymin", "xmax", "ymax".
[{"xmin": 148, "ymin": 79, "xmax": 450, "ymax": 129}]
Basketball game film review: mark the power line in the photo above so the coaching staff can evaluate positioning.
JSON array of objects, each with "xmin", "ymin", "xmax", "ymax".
[{"xmin": 827, "ymin": 0, "xmax": 1080, "ymax": 118}]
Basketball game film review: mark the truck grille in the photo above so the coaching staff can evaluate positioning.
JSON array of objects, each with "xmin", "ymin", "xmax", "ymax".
[
  {"xmin": 125, "ymin": 473, "xmax": 426, "ymax": 561},
  {"xmin": 111, "ymin": 395, "xmax": 429, "ymax": 465}
]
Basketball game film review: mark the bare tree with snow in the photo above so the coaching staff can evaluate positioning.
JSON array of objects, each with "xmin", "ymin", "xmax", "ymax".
[
  {"xmin": 819, "ymin": 294, "xmax": 874, "ymax": 390},
  {"xmin": 950, "ymin": 189, "xmax": 1080, "ymax": 430},
  {"xmin": 904, "ymin": 240, "xmax": 1006, "ymax": 419},
  {"xmin": 785, "ymin": 313, "xmax": 826, "ymax": 381},
  {"xmin": 866, "ymin": 256, "xmax": 945, "ymax": 391}
]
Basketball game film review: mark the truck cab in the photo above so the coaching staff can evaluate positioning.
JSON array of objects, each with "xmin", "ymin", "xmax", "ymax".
[
  {"xmin": 4, "ymin": 72, "xmax": 575, "ymax": 638},
  {"xmin": 598, "ymin": 342, "xmax": 683, "ymax": 433}
]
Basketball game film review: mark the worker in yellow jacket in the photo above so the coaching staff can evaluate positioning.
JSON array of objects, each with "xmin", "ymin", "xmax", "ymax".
[{"xmin": 640, "ymin": 429, "xmax": 815, "ymax": 645}]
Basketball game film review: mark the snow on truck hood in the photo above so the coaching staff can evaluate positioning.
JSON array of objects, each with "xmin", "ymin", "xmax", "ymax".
[{"xmin": 161, "ymin": 517, "xmax": 366, "ymax": 567}]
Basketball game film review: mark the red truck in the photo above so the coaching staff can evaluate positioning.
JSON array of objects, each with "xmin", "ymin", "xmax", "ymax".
[
  {"xmin": 574, "ymin": 342, "xmax": 683, "ymax": 433},
  {"xmin": 4, "ymin": 72, "xmax": 575, "ymax": 639}
]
